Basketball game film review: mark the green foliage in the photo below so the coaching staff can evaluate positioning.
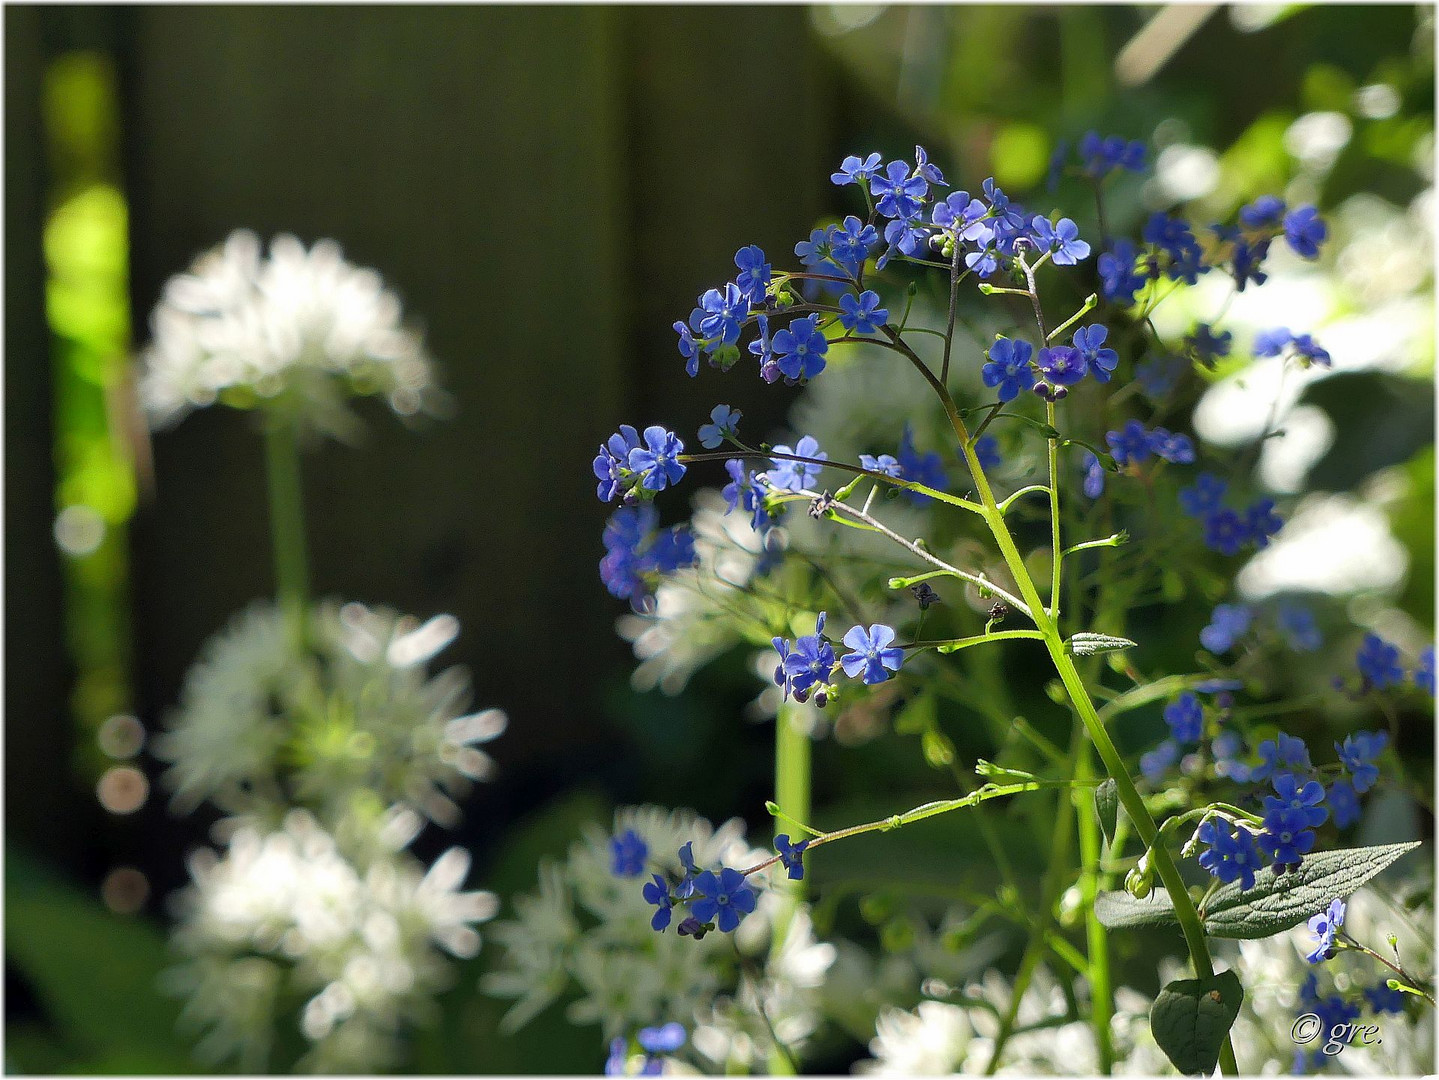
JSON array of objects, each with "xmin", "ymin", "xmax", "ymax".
[
  {"xmin": 1094, "ymin": 841, "xmax": 1422, "ymax": 938},
  {"xmin": 4, "ymin": 849, "xmax": 198, "ymax": 1074},
  {"xmin": 1149, "ymin": 969, "xmax": 1243, "ymax": 1075}
]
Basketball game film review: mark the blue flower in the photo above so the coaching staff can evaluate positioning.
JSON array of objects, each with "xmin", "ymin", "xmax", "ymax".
[
  {"xmin": 859, "ymin": 453, "xmax": 902, "ymax": 477},
  {"xmin": 1277, "ymin": 603, "xmax": 1322, "ymax": 652},
  {"xmin": 1106, "ymin": 419, "xmax": 1153, "ymax": 467},
  {"xmin": 1364, "ymin": 982, "xmax": 1409, "ymax": 1015},
  {"xmin": 1072, "ymin": 325, "xmax": 1118, "ymax": 382},
  {"xmin": 1196, "ymin": 819, "xmax": 1263, "ymax": 891},
  {"xmin": 1327, "ymin": 779, "xmax": 1361, "ymax": 829},
  {"xmin": 912, "ymin": 144, "xmax": 947, "ymax": 186},
  {"xmin": 628, "ymin": 426, "xmax": 687, "ymax": 492},
  {"xmin": 1416, "ymin": 646, "xmax": 1435, "ymax": 695},
  {"xmin": 1258, "ymin": 805, "xmax": 1317, "ymax": 870},
  {"xmin": 982, "ymin": 337, "xmax": 1036, "ymax": 402},
  {"xmin": 1143, "ymin": 213, "xmax": 1206, "ymax": 283},
  {"xmin": 981, "ymin": 178, "xmax": 1026, "ymax": 229},
  {"xmin": 1163, "ymin": 692, "xmax": 1204, "ymax": 744},
  {"xmin": 1082, "ymin": 452, "xmax": 1106, "ymax": 499},
  {"xmin": 675, "ymin": 321, "xmax": 701, "ymax": 377},
  {"xmin": 595, "ymin": 425, "xmax": 644, "ymax": 502},
  {"xmin": 722, "ymin": 459, "xmax": 771, "ymax": 532},
  {"xmin": 642, "ymin": 873, "xmax": 673, "ymax": 931},
  {"xmin": 1078, "ymin": 131, "xmax": 1146, "ymax": 177},
  {"xmin": 1185, "ymin": 324, "xmax": 1232, "ymax": 365},
  {"xmin": 1305, "ymin": 899, "xmax": 1345, "ymax": 964},
  {"xmin": 1264, "ymin": 773, "xmax": 1329, "ymax": 829},
  {"xmin": 1240, "ymin": 195, "xmax": 1286, "ymax": 228},
  {"xmin": 831, "ymin": 152, "xmax": 882, "ymax": 187},
  {"xmin": 1251, "ymin": 732, "xmax": 1312, "ymax": 783},
  {"xmin": 1179, "ymin": 473, "xmax": 1228, "ymax": 517},
  {"xmin": 830, "ymin": 216, "xmax": 881, "ymax": 276},
  {"xmin": 931, "ymin": 191, "xmax": 989, "ymax": 241},
  {"xmin": 690, "ymin": 867, "xmax": 758, "ymax": 932},
  {"xmin": 794, "ymin": 228, "xmax": 838, "ymax": 272},
  {"xmin": 878, "ymin": 217, "xmax": 932, "ymax": 269},
  {"xmin": 751, "ymin": 313, "xmax": 781, "ymax": 383},
  {"xmin": 638, "ymin": 1023, "xmax": 687, "ymax": 1054},
  {"xmin": 1229, "ymin": 235, "xmax": 1271, "ymax": 292},
  {"xmin": 1335, "ymin": 731, "xmax": 1387, "ymax": 793},
  {"xmin": 1291, "ymin": 333, "xmax": 1331, "ymax": 367},
  {"xmin": 783, "ymin": 612, "xmax": 837, "ymax": 703},
  {"xmin": 975, "ymin": 435, "xmax": 1002, "ymax": 471},
  {"xmin": 1140, "ymin": 738, "xmax": 1180, "ymax": 784},
  {"xmin": 1254, "ymin": 327, "xmax": 1293, "ymax": 357},
  {"xmin": 1135, "ymin": 354, "xmax": 1188, "ymax": 399},
  {"xmin": 840, "ymin": 623, "xmax": 905, "ymax": 684},
  {"xmin": 1356, "ymin": 633, "xmax": 1404, "ymax": 690},
  {"xmin": 677, "ymin": 841, "xmax": 699, "ymax": 897},
  {"xmin": 600, "ymin": 506, "xmax": 698, "ymax": 609},
  {"xmin": 765, "ymin": 435, "xmax": 827, "ymax": 492},
  {"xmin": 839, "ymin": 290, "xmax": 888, "ymax": 334},
  {"xmin": 1284, "ymin": 206, "xmax": 1328, "ymax": 259},
  {"xmin": 610, "ymin": 829, "xmax": 649, "ymax": 877},
  {"xmin": 1213, "ymin": 731, "xmax": 1252, "ymax": 782},
  {"xmin": 1200, "ymin": 603, "xmax": 1253, "ymax": 653},
  {"xmin": 772, "ymin": 315, "xmax": 829, "ymax": 381},
  {"xmin": 733, "ymin": 245, "xmax": 772, "ymax": 305},
  {"xmin": 1038, "ymin": 345, "xmax": 1087, "ymax": 387},
  {"xmin": 698, "ymin": 404, "xmax": 741, "ymax": 449},
  {"xmin": 774, "ymin": 834, "xmax": 810, "ymax": 880},
  {"xmin": 1098, "ymin": 240, "xmax": 1148, "ymax": 304},
  {"xmin": 1147, "ymin": 427, "xmax": 1195, "ymax": 465},
  {"xmin": 1245, "ymin": 499, "xmax": 1284, "ymax": 548},
  {"xmin": 896, "ymin": 425, "xmax": 948, "ymax": 503},
  {"xmin": 871, "ymin": 159, "xmax": 928, "ymax": 220},
  {"xmin": 1030, "ymin": 216, "xmax": 1090, "ymax": 265},
  {"xmin": 692, "ymin": 283, "xmax": 749, "ymax": 348},
  {"xmin": 1203, "ymin": 509, "xmax": 1249, "ymax": 556}
]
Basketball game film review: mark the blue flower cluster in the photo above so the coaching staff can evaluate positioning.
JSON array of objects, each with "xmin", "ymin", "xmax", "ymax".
[
  {"xmin": 642, "ymin": 840, "xmax": 757, "ymax": 936},
  {"xmin": 1196, "ymin": 600, "xmax": 1321, "ymax": 655},
  {"xmin": 772, "ymin": 612, "xmax": 908, "ymax": 706},
  {"xmin": 1178, "ymin": 472, "xmax": 1283, "ymax": 556},
  {"xmin": 599, "ymin": 506, "xmax": 698, "ymax": 611},
  {"xmin": 1183, "ymin": 724, "xmax": 1393, "ymax": 883},
  {"xmin": 1097, "ymin": 195, "xmax": 1328, "ymax": 305},
  {"xmin": 983, "ymin": 324, "xmax": 1120, "ymax": 402},
  {"xmin": 1047, "ymin": 131, "xmax": 1146, "ymax": 190},
  {"xmin": 606, "ymin": 1022, "xmax": 686, "ymax": 1077},
  {"xmin": 1305, "ymin": 898, "xmax": 1345, "ymax": 964},
  {"xmin": 1255, "ymin": 327, "xmax": 1332, "ymax": 367},
  {"xmin": 595, "ymin": 424, "xmax": 688, "ymax": 504},
  {"xmin": 1106, "ymin": 418, "xmax": 1195, "ymax": 467}
]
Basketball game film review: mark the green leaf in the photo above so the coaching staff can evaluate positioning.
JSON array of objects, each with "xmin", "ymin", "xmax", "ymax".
[
  {"xmin": 1093, "ymin": 886, "xmax": 1178, "ymax": 930},
  {"xmin": 1093, "ymin": 841, "xmax": 1422, "ymax": 938},
  {"xmin": 1094, "ymin": 779, "xmax": 1119, "ymax": 847},
  {"xmin": 1067, "ymin": 632, "xmax": 1137, "ymax": 656},
  {"xmin": 1198, "ymin": 840, "xmax": 1421, "ymax": 939},
  {"xmin": 4, "ymin": 847, "xmax": 198, "ymax": 1072},
  {"xmin": 1150, "ymin": 970, "xmax": 1243, "ymax": 1075}
]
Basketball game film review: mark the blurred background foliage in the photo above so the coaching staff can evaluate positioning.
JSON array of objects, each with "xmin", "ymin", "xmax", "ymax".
[{"xmin": 5, "ymin": 3, "xmax": 1433, "ymax": 1074}]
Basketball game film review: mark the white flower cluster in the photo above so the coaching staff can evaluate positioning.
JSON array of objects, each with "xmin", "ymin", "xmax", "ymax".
[
  {"xmin": 858, "ymin": 964, "xmax": 1168, "ymax": 1076},
  {"xmin": 139, "ymin": 230, "xmax": 437, "ymax": 438},
  {"xmin": 155, "ymin": 599, "xmax": 506, "ymax": 827},
  {"xmin": 167, "ymin": 809, "xmax": 497, "ymax": 1072},
  {"xmin": 483, "ymin": 805, "xmax": 836, "ymax": 1067}
]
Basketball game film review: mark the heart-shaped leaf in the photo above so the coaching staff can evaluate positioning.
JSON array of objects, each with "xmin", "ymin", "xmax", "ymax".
[{"xmin": 1150, "ymin": 969, "xmax": 1243, "ymax": 1074}]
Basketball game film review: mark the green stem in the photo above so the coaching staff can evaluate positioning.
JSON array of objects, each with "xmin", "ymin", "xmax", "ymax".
[
  {"xmin": 1075, "ymin": 744, "xmax": 1115, "ymax": 1073},
  {"xmin": 769, "ymin": 699, "xmax": 810, "ymax": 1075},
  {"xmin": 263, "ymin": 410, "xmax": 309, "ymax": 650}
]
